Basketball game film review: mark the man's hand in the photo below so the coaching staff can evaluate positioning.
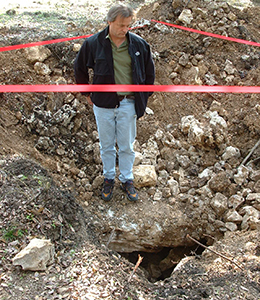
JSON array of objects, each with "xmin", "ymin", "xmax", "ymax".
[{"xmin": 86, "ymin": 96, "xmax": 93, "ymax": 105}]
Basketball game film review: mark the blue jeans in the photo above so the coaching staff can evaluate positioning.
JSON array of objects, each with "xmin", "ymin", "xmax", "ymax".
[{"xmin": 93, "ymin": 98, "xmax": 137, "ymax": 183}]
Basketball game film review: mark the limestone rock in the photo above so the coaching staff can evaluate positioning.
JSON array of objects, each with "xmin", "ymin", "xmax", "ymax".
[
  {"xmin": 222, "ymin": 146, "xmax": 241, "ymax": 161},
  {"xmin": 133, "ymin": 165, "xmax": 157, "ymax": 188},
  {"xmin": 167, "ymin": 177, "xmax": 180, "ymax": 196},
  {"xmin": 210, "ymin": 192, "xmax": 228, "ymax": 216},
  {"xmin": 73, "ymin": 43, "xmax": 81, "ymax": 52},
  {"xmin": 107, "ymin": 201, "xmax": 195, "ymax": 253},
  {"xmin": 178, "ymin": 9, "xmax": 193, "ymax": 24},
  {"xmin": 180, "ymin": 112, "xmax": 227, "ymax": 148},
  {"xmin": 134, "ymin": 151, "xmax": 143, "ymax": 166},
  {"xmin": 12, "ymin": 238, "xmax": 54, "ymax": 271},
  {"xmin": 225, "ymin": 222, "xmax": 238, "ymax": 232},
  {"xmin": 224, "ymin": 59, "xmax": 236, "ymax": 75},
  {"xmin": 34, "ymin": 62, "xmax": 52, "ymax": 76},
  {"xmin": 234, "ymin": 165, "xmax": 250, "ymax": 185},
  {"xmin": 228, "ymin": 194, "xmax": 244, "ymax": 209},
  {"xmin": 208, "ymin": 171, "xmax": 231, "ymax": 193},
  {"xmin": 224, "ymin": 210, "xmax": 243, "ymax": 223},
  {"xmin": 24, "ymin": 46, "xmax": 52, "ymax": 64},
  {"xmin": 240, "ymin": 206, "xmax": 260, "ymax": 230}
]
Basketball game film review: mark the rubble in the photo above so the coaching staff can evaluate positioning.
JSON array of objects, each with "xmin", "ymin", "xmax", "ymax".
[{"xmin": 21, "ymin": 80, "xmax": 260, "ymax": 253}]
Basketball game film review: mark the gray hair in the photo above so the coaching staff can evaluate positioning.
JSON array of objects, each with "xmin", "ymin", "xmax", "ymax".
[{"xmin": 106, "ymin": 4, "xmax": 133, "ymax": 22}]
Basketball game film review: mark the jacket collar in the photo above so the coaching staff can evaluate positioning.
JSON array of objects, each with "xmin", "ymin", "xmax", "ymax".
[{"xmin": 99, "ymin": 26, "xmax": 132, "ymax": 45}]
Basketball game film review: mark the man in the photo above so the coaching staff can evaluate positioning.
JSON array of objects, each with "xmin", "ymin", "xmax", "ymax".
[{"xmin": 74, "ymin": 4, "xmax": 155, "ymax": 202}]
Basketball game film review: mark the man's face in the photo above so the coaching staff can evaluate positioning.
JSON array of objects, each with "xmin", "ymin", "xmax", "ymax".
[{"xmin": 108, "ymin": 15, "xmax": 132, "ymax": 40}]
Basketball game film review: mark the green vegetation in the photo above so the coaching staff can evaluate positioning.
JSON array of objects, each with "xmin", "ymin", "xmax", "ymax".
[{"xmin": 1, "ymin": 226, "xmax": 25, "ymax": 242}]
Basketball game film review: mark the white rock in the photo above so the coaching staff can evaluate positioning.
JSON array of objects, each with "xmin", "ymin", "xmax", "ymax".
[
  {"xmin": 210, "ymin": 192, "xmax": 228, "ymax": 216},
  {"xmin": 34, "ymin": 62, "xmax": 51, "ymax": 76},
  {"xmin": 145, "ymin": 107, "xmax": 154, "ymax": 115},
  {"xmin": 222, "ymin": 146, "xmax": 241, "ymax": 161},
  {"xmin": 134, "ymin": 151, "xmax": 143, "ymax": 166},
  {"xmin": 167, "ymin": 177, "xmax": 180, "ymax": 196},
  {"xmin": 154, "ymin": 190, "xmax": 163, "ymax": 201},
  {"xmin": 225, "ymin": 222, "xmax": 238, "ymax": 232},
  {"xmin": 228, "ymin": 194, "xmax": 244, "ymax": 209},
  {"xmin": 180, "ymin": 115, "xmax": 199, "ymax": 134},
  {"xmin": 178, "ymin": 9, "xmax": 193, "ymax": 24},
  {"xmin": 73, "ymin": 43, "xmax": 81, "ymax": 52},
  {"xmin": 246, "ymin": 193, "xmax": 260, "ymax": 203},
  {"xmin": 24, "ymin": 46, "xmax": 52, "ymax": 64},
  {"xmin": 133, "ymin": 165, "xmax": 157, "ymax": 188},
  {"xmin": 198, "ymin": 167, "xmax": 213, "ymax": 179},
  {"xmin": 12, "ymin": 239, "xmax": 54, "ymax": 271},
  {"xmin": 204, "ymin": 111, "xmax": 227, "ymax": 128},
  {"xmin": 224, "ymin": 59, "xmax": 236, "ymax": 75},
  {"xmin": 239, "ymin": 206, "xmax": 260, "ymax": 218},
  {"xmin": 234, "ymin": 165, "xmax": 250, "ymax": 185},
  {"xmin": 224, "ymin": 210, "xmax": 243, "ymax": 223}
]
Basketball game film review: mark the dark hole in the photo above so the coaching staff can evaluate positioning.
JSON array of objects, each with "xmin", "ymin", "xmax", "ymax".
[{"xmin": 120, "ymin": 241, "xmax": 206, "ymax": 282}]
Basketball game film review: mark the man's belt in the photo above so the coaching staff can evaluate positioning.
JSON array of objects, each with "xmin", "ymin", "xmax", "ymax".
[{"xmin": 118, "ymin": 95, "xmax": 135, "ymax": 101}]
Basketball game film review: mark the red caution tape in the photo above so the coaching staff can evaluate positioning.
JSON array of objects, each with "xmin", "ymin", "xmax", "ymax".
[
  {"xmin": 0, "ymin": 34, "xmax": 93, "ymax": 52},
  {"xmin": 0, "ymin": 84, "xmax": 260, "ymax": 93},
  {"xmin": 151, "ymin": 19, "xmax": 260, "ymax": 47},
  {"xmin": 1, "ymin": 18, "xmax": 260, "ymax": 52},
  {"xmin": 0, "ymin": 25, "xmax": 147, "ymax": 52}
]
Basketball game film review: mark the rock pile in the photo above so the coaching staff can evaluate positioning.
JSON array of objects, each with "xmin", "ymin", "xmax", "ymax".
[
  {"xmin": 23, "ymin": 78, "xmax": 260, "ymax": 253},
  {"xmin": 149, "ymin": 0, "xmax": 260, "ymax": 87}
]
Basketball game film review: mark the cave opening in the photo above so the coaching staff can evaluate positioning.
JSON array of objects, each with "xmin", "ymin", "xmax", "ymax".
[{"xmin": 120, "ymin": 241, "xmax": 207, "ymax": 283}]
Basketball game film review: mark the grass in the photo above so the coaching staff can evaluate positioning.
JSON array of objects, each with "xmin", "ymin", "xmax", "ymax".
[
  {"xmin": 1, "ymin": 226, "xmax": 24, "ymax": 242},
  {"xmin": 0, "ymin": 10, "xmax": 88, "ymax": 39},
  {"xmin": 0, "ymin": 0, "xmax": 155, "ymax": 43}
]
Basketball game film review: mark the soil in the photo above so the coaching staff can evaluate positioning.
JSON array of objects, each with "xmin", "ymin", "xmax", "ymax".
[{"xmin": 1, "ymin": 0, "xmax": 260, "ymax": 299}]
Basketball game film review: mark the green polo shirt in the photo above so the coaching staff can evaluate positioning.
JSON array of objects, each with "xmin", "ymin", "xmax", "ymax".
[{"xmin": 107, "ymin": 35, "xmax": 134, "ymax": 96}]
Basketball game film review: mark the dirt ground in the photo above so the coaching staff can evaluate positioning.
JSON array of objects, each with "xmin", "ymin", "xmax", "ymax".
[{"xmin": 1, "ymin": 0, "xmax": 260, "ymax": 299}]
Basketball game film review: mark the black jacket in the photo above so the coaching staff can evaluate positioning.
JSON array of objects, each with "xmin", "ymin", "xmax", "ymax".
[{"xmin": 74, "ymin": 26, "xmax": 155, "ymax": 119}]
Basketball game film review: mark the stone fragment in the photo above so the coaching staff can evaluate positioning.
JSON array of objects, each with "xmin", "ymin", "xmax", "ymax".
[
  {"xmin": 250, "ymin": 170, "xmax": 260, "ymax": 182},
  {"xmin": 208, "ymin": 171, "xmax": 231, "ymax": 193},
  {"xmin": 234, "ymin": 165, "xmax": 250, "ymax": 185},
  {"xmin": 222, "ymin": 146, "xmax": 240, "ymax": 161},
  {"xmin": 240, "ymin": 206, "xmax": 260, "ymax": 230},
  {"xmin": 227, "ymin": 12, "xmax": 237, "ymax": 21},
  {"xmin": 224, "ymin": 59, "xmax": 236, "ymax": 75},
  {"xmin": 12, "ymin": 239, "xmax": 54, "ymax": 271},
  {"xmin": 224, "ymin": 210, "xmax": 243, "ymax": 223},
  {"xmin": 204, "ymin": 111, "xmax": 227, "ymax": 128},
  {"xmin": 178, "ymin": 9, "xmax": 193, "ymax": 24},
  {"xmin": 134, "ymin": 151, "xmax": 143, "ymax": 166},
  {"xmin": 153, "ymin": 2, "xmax": 160, "ymax": 11},
  {"xmin": 180, "ymin": 113, "xmax": 227, "ymax": 148},
  {"xmin": 179, "ymin": 53, "xmax": 189, "ymax": 67},
  {"xmin": 133, "ymin": 165, "xmax": 157, "ymax": 188},
  {"xmin": 24, "ymin": 46, "xmax": 52, "ymax": 64},
  {"xmin": 225, "ymin": 222, "xmax": 237, "ymax": 232},
  {"xmin": 73, "ymin": 43, "xmax": 81, "ymax": 52},
  {"xmin": 246, "ymin": 193, "xmax": 260, "ymax": 203},
  {"xmin": 34, "ymin": 62, "xmax": 52, "ymax": 76},
  {"xmin": 167, "ymin": 177, "xmax": 180, "ymax": 196},
  {"xmin": 205, "ymin": 73, "xmax": 218, "ymax": 85},
  {"xmin": 176, "ymin": 154, "xmax": 191, "ymax": 169},
  {"xmin": 210, "ymin": 192, "xmax": 228, "ymax": 216},
  {"xmin": 228, "ymin": 194, "xmax": 244, "ymax": 209}
]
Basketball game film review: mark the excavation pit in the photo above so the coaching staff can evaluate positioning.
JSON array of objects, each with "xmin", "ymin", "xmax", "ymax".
[{"xmin": 120, "ymin": 242, "xmax": 206, "ymax": 282}]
